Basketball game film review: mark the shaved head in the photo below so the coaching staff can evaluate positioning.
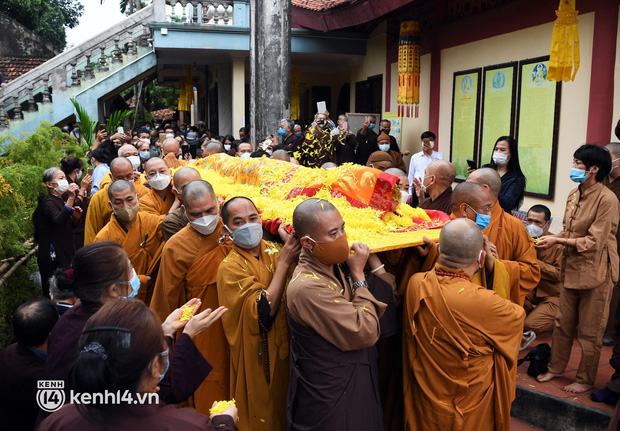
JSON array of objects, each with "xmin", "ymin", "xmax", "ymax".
[
  {"xmin": 384, "ymin": 168, "xmax": 406, "ymax": 177},
  {"xmin": 162, "ymin": 138, "xmax": 180, "ymax": 156},
  {"xmin": 271, "ymin": 149, "xmax": 290, "ymax": 162},
  {"xmin": 144, "ymin": 157, "xmax": 168, "ymax": 173},
  {"xmin": 181, "ymin": 179, "xmax": 216, "ymax": 207},
  {"xmin": 467, "ymin": 168, "xmax": 501, "ymax": 198},
  {"xmin": 109, "ymin": 157, "xmax": 134, "ymax": 181},
  {"xmin": 427, "ymin": 160, "xmax": 456, "ymax": 186},
  {"xmin": 221, "ymin": 196, "xmax": 259, "ymax": 226},
  {"xmin": 173, "ymin": 167, "xmax": 202, "ymax": 188},
  {"xmin": 107, "ymin": 179, "xmax": 135, "ymax": 199},
  {"xmin": 438, "ymin": 218, "xmax": 484, "ymax": 268},
  {"xmin": 605, "ymin": 142, "xmax": 620, "ymax": 159},
  {"xmin": 118, "ymin": 144, "xmax": 138, "ymax": 157},
  {"xmin": 205, "ymin": 142, "xmax": 223, "ymax": 153},
  {"xmin": 293, "ymin": 199, "xmax": 338, "ymax": 238},
  {"xmin": 451, "ymin": 181, "xmax": 495, "ymax": 219}
]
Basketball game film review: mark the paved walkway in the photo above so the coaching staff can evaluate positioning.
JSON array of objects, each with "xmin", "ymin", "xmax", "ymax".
[{"xmin": 513, "ymin": 332, "xmax": 616, "ymax": 430}]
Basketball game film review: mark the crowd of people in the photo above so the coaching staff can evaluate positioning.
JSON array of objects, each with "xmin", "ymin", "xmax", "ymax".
[{"xmin": 2, "ymin": 109, "xmax": 620, "ymax": 431}]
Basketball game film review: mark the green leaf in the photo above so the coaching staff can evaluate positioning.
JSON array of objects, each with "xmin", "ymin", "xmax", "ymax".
[
  {"xmin": 107, "ymin": 109, "xmax": 134, "ymax": 134},
  {"xmin": 70, "ymin": 98, "xmax": 97, "ymax": 147}
]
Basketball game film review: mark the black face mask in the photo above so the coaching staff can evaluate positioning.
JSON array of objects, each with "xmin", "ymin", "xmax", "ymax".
[
  {"xmin": 317, "ymin": 120, "xmax": 326, "ymax": 127},
  {"xmin": 381, "ymin": 128, "xmax": 390, "ymax": 135}
]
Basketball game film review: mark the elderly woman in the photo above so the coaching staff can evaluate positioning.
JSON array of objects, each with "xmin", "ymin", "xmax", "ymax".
[
  {"xmin": 39, "ymin": 300, "xmax": 237, "ymax": 430},
  {"xmin": 33, "ymin": 167, "xmax": 82, "ymax": 297},
  {"xmin": 536, "ymin": 144, "xmax": 619, "ymax": 394},
  {"xmin": 42, "ymin": 242, "xmax": 227, "ymax": 420}
]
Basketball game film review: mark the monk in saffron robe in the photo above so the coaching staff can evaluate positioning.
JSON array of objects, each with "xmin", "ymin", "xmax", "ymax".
[
  {"xmin": 84, "ymin": 157, "xmax": 149, "ymax": 245},
  {"xmin": 162, "ymin": 138, "xmax": 187, "ymax": 169},
  {"xmin": 94, "ymin": 180, "xmax": 164, "ymax": 304},
  {"xmin": 403, "ymin": 218, "xmax": 524, "ymax": 431},
  {"xmin": 150, "ymin": 180, "xmax": 231, "ymax": 414},
  {"xmin": 286, "ymin": 199, "xmax": 387, "ymax": 430},
  {"xmin": 162, "ymin": 167, "xmax": 202, "ymax": 241},
  {"xmin": 468, "ymin": 168, "xmax": 541, "ymax": 305},
  {"xmin": 217, "ymin": 197, "xmax": 300, "ymax": 431},
  {"xmin": 140, "ymin": 157, "xmax": 178, "ymax": 216}
]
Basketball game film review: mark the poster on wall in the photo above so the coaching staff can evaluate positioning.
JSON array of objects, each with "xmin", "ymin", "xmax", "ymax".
[
  {"xmin": 382, "ymin": 112, "xmax": 402, "ymax": 148},
  {"xmin": 450, "ymin": 68, "xmax": 481, "ymax": 179},
  {"xmin": 516, "ymin": 57, "xmax": 561, "ymax": 198},
  {"xmin": 479, "ymin": 63, "xmax": 517, "ymax": 167}
]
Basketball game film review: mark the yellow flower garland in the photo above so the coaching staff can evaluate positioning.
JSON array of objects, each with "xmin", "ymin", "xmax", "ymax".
[{"xmin": 176, "ymin": 155, "xmax": 444, "ymax": 251}]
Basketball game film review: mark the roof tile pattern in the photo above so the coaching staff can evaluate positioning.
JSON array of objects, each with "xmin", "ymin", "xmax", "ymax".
[
  {"xmin": 0, "ymin": 57, "xmax": 48, "ymax": 82},
  {"xmin": 292, "ymin": 0, "xmax": 353, "ymax": 11}
]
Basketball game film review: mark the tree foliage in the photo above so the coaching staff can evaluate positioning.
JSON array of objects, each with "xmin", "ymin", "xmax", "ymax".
[
  {"xmin": 0, "ymin": 0, "xmax": 84, "ymax": 50},
  {"xmin": 145, "ymin": 80, "xmax": 181, "ymax": 111}
]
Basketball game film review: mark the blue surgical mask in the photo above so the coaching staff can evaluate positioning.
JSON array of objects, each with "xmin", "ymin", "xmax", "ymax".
[
  {"xmin": 379, "ymin": 144, "xmax": 390, "ymax": 152},
  {"xmin": 570, "ymin": 168, "xmax": 589, "ymax": 183},
  {"xmin": 467, "ymin": 204, "xmax": 491, "ymax": 230},
  {"xmin": 139, "ymin": 151, "xmax": 151, "ymax": 160},
  {"xmin": 294, "ymin": 132, "xmax": 302, "ymax": 138},
  {"xmin": 368, "ymin": 124, "xmax": 376, "ymax": 130},
  {"xmin": 278, "ymin": 127, "xmax": 286, "ymax": 136},
  {"xmin": 119, "ymin": 268, "xmax": 140, "ymax": 300}
]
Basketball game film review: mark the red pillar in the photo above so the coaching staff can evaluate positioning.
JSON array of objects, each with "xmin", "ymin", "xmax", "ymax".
[
  {"xmin": 586, "ymin": 0, "xmax": 619, "ymax": 145},
  {"xmin": 429, "ymin": 0, "xmax": 448, "ymax": 150}
]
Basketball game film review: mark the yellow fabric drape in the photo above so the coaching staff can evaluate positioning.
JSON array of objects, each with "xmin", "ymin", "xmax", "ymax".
[
  {"xmin": 397, "ymin": 20, "xmax": 420, "ymax": 118},
  {"xmin": 548, "ymin": 0, "xmax": 580, "ymax": 82},
  {"xmin": 178, "ymin": 65, "xmax": 194, "ymax": 111},
  {"xmin": 291, "ymin": 67, "xmax": 300, "ymax": 120}
]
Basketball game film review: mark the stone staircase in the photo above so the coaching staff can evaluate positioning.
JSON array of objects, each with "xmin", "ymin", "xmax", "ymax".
[{"xmin": 0, "ymin": 5, "xmax": 157, "ymax": 139}]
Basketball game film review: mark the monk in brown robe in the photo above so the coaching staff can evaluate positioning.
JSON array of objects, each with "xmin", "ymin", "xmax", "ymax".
[
  {"xmin": 286, "ymin": 199, "xmax": 387, "ymax": 430},
  {"xmin": 94, "ymin": 180, "xmax": 164, "ymax": 304},
  {"xmin": 162, "ymin": 167, "xmax": 202, "ymax": 241},
  {"xmin": 403, "ymin": 218, "xmax": 524, "ymax": 431},
  {"xmin": 150, "ymin": 180, "xmax": 231, "ymax": 414},
  {"xmin": 140, "ymin": 157, "xmax": 177, "ymax": 216},
  {"xmin": 217, "ymin": 197, "xmax": 300, "ymax": 431},
  {"xmin": 84, "ymin": 157, "xmax": 149, "ymax": 245},
  {"xmin": 468, "ymin": 168, "xmax": 541, "ymax": 305},
  {"xmin": 418, "ymin": 160, "xmax": 455, "ymax": 215}
]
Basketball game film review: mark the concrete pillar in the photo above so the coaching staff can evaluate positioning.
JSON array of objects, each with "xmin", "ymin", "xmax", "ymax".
[
  {"xmin": 232, "ymin": 58, "xmax": 246, "ymax": 136},
  {"xmin": 218, "ymin": 64, "xmax": 233, "ymax": 136},
  {"xmin": 249, "ymin": 0, "xmax": 291, "ymax": 146}
]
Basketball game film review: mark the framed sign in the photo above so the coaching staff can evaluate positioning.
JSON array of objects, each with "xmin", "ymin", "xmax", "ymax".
[
  {"xmin": 479, "ymin": 62, "xmax": 517, "ymax": 167},
  {"xmin": 515, "ymin": 56, "xmax": 561, "ymax": 199},
  {"xmin": 382, "ymin": 112, "xmax": 402, "ymax": 148},
  {"xmin": 450, "ymin": 68, "xmax": 482, "ymax": 180}
]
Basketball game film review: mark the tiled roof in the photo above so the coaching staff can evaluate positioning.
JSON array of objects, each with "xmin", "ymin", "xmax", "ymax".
[
  {"xmin": 151, "ymin": 108, "xmax": 175, "ymax": 120},
  {"xmin": 292, "ymin": 0, "xmax": 354, "ymax": 11},
  {"xmin": 0, "ymin": 57, "xmax": 48, "ymax": 82}
]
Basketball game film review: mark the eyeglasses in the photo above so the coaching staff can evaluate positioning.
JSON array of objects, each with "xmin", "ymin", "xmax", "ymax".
[{"xmin": 466, "ymin": 203, "xmax": 493, "ymax": 214}]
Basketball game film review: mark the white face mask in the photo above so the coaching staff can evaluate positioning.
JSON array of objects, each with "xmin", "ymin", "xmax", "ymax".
[
  {"xmin": 400, "ymin": 190, "xmax": 409, "ymax": 204},
  {"xmin": 526, "ymin": 224, "xmax": 545, "ymax": 238},
  {"xmin": 240, "ymin": 152, "xmax": 251, "ymax": 159},
  {"xmin": 226, "ymin": 222, "xmax": 263, "ymax": 249},
  {"xmin": 149, "ymin": 174, "xmax": 171, "ymax": 190},
  {"xmin": 126, "ymin": 155, "xmax": 141, "ymax": 170},
  {"xmin": 76, "ymin": 170, "xmax": 83, "ymax": 179},
  {"xmin": 612, "ymin": 157, "xmax": 620, "ymax": 170},
  {"xmin": 54, "ymin": 179, "xmax": 69, "ymax": 194},
  {"xmin": 187, "ymin": 213, "xmax": 219, "ymax": 236},
  {"xmin": 224, "ymin": 144, "xmax": 231, "ymax": 152},
  {"xmin": 493, "ymin": 153, "xmax": 509, "ymax": 166}
]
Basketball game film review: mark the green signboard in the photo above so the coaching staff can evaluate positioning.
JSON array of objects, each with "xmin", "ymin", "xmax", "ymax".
[{"xmin": 450, "ymin": 69, "xmax": 481, "ymax": 179}]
